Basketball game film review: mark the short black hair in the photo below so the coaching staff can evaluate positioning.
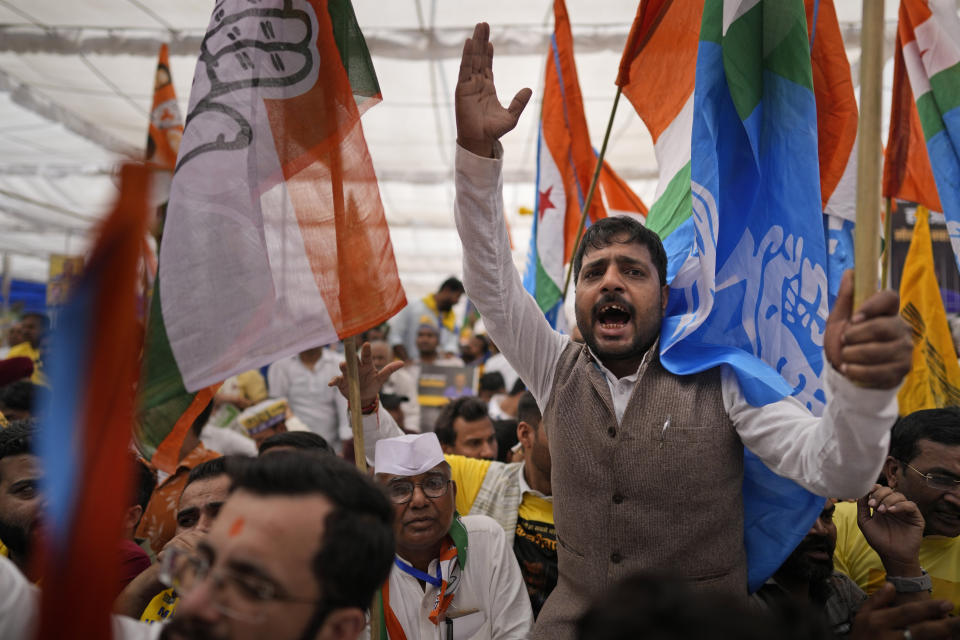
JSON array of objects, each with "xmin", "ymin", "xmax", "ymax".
[
  {"xmin": 259, "ymin": 431, "xmax": 333, "ymax": 457},
  {"xmin": 439, "ymin": 277, "xmax": 465, "ymax": 293},
  {"xmin": 0, "ymin": 419, "xmax": 35, "ymax": 466},
  {"xmin": 576, "ymin": 573, "xmax": 810, "ymax": 640},
  {"xmin": 493, "ymin": 419, "xmax": 518, "ymax": 463},
  {"xmin": 517, "ymin": 391, "xmax": 541, "ymax": 429},
  {"xmin": 20, "ymin": 312, "xmax": 49, "ymax": 330},
  {"xmin": 0, "ymin": 381, "xmax": 36, "ymax": 415},
  {"xmin": 479, "ymin": 372, "xmax": 506, "ymax": 393},
  {"xmin": 571, "ymin": 216, "xmax": 668, "ymax": 287},
  {"xmin": 131, "ymin": 457, "xmax": 157, "ymax": 512},
  {"xmin": 231, "ymin": 452, "xmax": 395, "ymax": 612},
  {"xmin": 185, "ymin": 455, "xmax": 232, "ymax": 488},
  {"xmin": 889, "ymin": 407, "xmax": 960, "ymax": 463},
  {"xmin": 434, "ymin": 396, "xmax": 489, "ymax": 446}
]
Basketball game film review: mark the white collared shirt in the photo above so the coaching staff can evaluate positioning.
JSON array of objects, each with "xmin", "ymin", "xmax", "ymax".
[{"xmin": 453, "ymin": 142, "xmax": 900, "ymax": 500}]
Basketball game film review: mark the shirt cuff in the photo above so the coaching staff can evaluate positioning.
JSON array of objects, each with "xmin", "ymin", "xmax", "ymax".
[{"xmin": 825, "ymin": 362, "xmax": 899, "ymax": 422}]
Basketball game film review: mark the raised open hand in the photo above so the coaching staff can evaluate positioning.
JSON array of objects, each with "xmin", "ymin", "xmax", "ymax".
[
  {"xmin": 455, "ymin": 22, "xmax": 532, "ymax": 158},
  {"xmin": 328, "ymin": 342, "xmax": 405, "ymax": 408}
]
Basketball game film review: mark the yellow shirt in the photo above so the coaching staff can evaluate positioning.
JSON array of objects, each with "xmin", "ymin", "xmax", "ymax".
[
  {"xmin": 140, "ymin": 588, "xmax": 179, "ymax": 624},
  {"xmin": 834, "ymin": 500, "xmax": 960, "ymax": 614},
  {"xmin": 6, "ymin": 342, "xmax": 45, "ymax": 386}
]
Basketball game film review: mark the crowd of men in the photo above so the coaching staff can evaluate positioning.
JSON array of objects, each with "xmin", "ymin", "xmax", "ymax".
[{"xmin": 1, "ymin": 20, "xmax": 960, "ymax": 640}]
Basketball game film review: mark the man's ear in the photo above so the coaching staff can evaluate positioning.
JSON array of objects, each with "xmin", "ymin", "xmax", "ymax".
[
  {"xmin": 316, "ymin": 607, "xmax": 366, "ymax": 640},
  {"xmin": 660, "ymin": 284, "xmax": 670, "ymax": 313},
  {"xmin": 883, "ymin": 456, "xmax": 901, "ymax": 489},
  {"xmin": 450, "ymin": 480, "xmax": 458, "ymax": 501},
  {"xmin": 441, "ymin": 443, "xmax": 454, "ymax": 455},
  {"xmin": 516, "ymin": 421, "xmax": 534, "ymax": 450},
  {"xmin": 124, "ymin": 505, "xmax": 143, "ymax": 531}
]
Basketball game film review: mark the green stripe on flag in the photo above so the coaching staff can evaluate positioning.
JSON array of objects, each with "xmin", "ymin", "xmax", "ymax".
[
  {"xmin": 136, "ymin": 281, "xmax": 195, "ymax": 459},
  {"xmin": 646, "ymin": 162, "xmax": 693, "ymax": 240},
  {"xmin": 917, "ymin": 91, "xmax": 946, "ymax": 141},
  {"xmin": 722, "ymin": 1, "xmax": 813, "ymax": 123},
  {"xmin": 535, "ymin": 260, "xmax": 562, "ymax": 313},
  {"xmin": 761, "ymin": 3, "xmax": 813, "ymax": 91},
  {"xmin": 700, "ymin": 0, "xmax": 722, "ymax": 44},
  {"xmin": 722, "ymin": 2, "xmax": 763, "ymax": 121},
  {"xmin": 328, "ymin": 0, "xmax": 381, "ymax": 105}
]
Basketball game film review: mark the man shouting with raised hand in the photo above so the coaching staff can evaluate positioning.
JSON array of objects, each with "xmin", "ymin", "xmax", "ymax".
[{"xmin": 452, "ymin": 22, "xmax": 913, "ymax": 640}]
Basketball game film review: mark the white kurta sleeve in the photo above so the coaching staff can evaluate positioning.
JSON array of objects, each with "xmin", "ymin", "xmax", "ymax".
[
  {"xmin": 725, "ymin": 363, "xmax": 899, "ymax": 498},
  {"xmin": 454, "ymin": 143, "xmax": 567, "ymax": 409},
  {"xmin": 484, "ymin": 518, "xmax": 534, "ymax": 639},
  {"xmin": 361, "ymin": 407, "xmax": 405, "ymax": 468}
]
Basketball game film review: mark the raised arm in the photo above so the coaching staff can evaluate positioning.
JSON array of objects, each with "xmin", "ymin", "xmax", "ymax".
[
  {"xmin": 729, "ymin": 271, "xmax": 913, "ymax": 498},
  {"xmin": 454, "ymin": 23, "xmax": 566, "ymax": 408}
]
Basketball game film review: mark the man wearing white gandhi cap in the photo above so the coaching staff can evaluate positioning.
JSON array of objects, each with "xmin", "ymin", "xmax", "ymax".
[{"xmin": 372, "ymin": 432, "xmax": 532, "ymax": 639}]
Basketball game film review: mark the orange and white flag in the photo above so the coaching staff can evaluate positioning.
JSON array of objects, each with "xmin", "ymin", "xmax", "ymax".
[{"xmin": 158, "ymin": 0, "xmax": 404, "ymax": 391}]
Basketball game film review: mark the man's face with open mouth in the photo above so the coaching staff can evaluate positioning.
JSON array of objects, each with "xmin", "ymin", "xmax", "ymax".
[{"xmin": 574, "ymin": 236, "xmax": 668, "ymax": 368}]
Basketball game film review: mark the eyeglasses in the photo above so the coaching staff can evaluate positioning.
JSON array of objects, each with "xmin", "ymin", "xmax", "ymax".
[
  {"xmin": 160, "ymin": 547, "xmax": 320, "ymax": 622},
  {"xmin": 902, "ymin": 462, "xmax": 960, "ymax": 492},
  {"xmin": 386, "ymin": 475, "xmax": 451, "ymax": 504}
]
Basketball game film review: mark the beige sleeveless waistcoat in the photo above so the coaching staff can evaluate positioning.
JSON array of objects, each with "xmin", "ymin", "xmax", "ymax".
[{"xmin": 532, "ymin": 342, "xmax": 746, "ymax": 640}]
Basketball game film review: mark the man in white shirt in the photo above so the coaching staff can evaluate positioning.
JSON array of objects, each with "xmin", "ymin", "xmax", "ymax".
[
  {"xmin": 389, "ymin": 278, "xmax": 465, "ymax": 362},
  {"xmin": 451, "ymin": 23, "xmax": 914, "ymax": 640},
  {"xmin": 373, "ymin": 432, "xmax": 532, "ymax": 639},
  {"xmin": 267, "ymin": 346, "xmax": 350, "ymax": 451}
]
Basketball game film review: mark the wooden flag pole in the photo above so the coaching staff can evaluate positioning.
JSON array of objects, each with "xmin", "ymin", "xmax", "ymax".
[
  {"xmin": 853, "ymin": 0, "xmax": 885, "ymax": 309},
  {"xmin": 344, "ymin": 336, "xmax": 367, "ymax": 472},
  {"xmin": 561, "ymin": 86, "xmax": 623, "ymax": 301}
]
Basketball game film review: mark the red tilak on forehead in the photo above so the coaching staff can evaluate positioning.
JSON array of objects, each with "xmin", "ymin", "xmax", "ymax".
[{"xmin": 229, "ymin": 517, "xmax": 245, "ymax": 538}]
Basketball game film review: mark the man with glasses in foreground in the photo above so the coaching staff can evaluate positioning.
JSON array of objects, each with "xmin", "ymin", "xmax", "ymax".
[
  {"xmin": 834, "ymin": 407, "xmax": 960, "ymax": 613},
  {"xmin": 0, "ymin": 452, "xmax": 395, "ymax": 640},
  {"xmin": 373, "ymin": 432, "xmax": 532, "ymax": 639}
]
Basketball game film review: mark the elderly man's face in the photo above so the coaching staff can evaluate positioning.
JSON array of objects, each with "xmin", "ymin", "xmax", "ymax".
[
  {"xmin": 164, "ymin": 491, "xmax": 338, "ymax": 640},
  {"xmin": 370, "ymin": 342, "xmax": 392, "ymax": 371},
  {"xmin": 381, "ymin": 464, "xmax": 455, "ymax": 557}
]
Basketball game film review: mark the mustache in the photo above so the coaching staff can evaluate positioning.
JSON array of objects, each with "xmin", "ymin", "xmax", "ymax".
[
  {"xmin": 592, "ymin": 293, "xmax": 636, "ymax": 319},
  {"xmin": 795, "ymin": 534, "xmax": 834, "ymax": 556}
]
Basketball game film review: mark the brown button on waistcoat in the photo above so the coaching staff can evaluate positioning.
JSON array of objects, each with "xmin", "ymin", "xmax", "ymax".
[{"xmin": 532, "ymin": 341, "xmax": 746, "ymax": 640}]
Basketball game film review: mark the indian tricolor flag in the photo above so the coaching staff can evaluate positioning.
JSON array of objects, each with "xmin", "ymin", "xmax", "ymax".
[
  {"xmin": 883, "ymin": 0, "xmax": 960, "ymax": 270},
  {"xmin": 526, "ymin": 0, "xmax": 607, "ymax": 326},
  {"xmin": 616, "ymin": 0, "xmax": 701, "ymax": 241},
  {"xmin": 138, "ymin": 0, "xmax": 404, "ymax": 460},
  {"xmin": 525, "ymin": 0, "xmax": 646, "ymax": 327}
]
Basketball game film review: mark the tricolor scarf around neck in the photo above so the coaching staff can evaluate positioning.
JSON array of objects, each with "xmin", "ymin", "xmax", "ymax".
[
  {"xmin": 379, "ymin": 514, "xmax": 468, "ymax": 640},
  {"xmin": 422, "ymin": 294, "xmax": 458, "ymax": 334}
]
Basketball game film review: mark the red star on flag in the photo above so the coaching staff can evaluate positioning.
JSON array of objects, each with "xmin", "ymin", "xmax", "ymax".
[{"xmin": 538, "ymin": 185, "xmax": 556, "ymax": 218}]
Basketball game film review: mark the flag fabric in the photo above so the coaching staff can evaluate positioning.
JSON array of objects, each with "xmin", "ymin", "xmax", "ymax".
[
  {"xmin": 883, "ymin": 0, "xmax": 960, "ymax": 273},
  {"xmin": 35, "ymin": 165, "xmax": 150, "ymax": 639},
  {"xmin": 898, "ymin": 206, "xmax": 960, "ymax": 412},
  {"xmin": 806, "ymin": 0, "xmax": 859, "ymax": 306},
  {"xmin": 524, "ymin": 0, "xmax": 608, "ymax": 329},
  {"xmin": 616, "ymin": 0, "xmax": 702, "ymax": 240},
  {"xmin": 154, "ymin": 0, "xmax": 403, "ymax": 397},
  {"xmin": 598, "ymin": 159, "xmax": 648, "ymax": 223},
  {"xmin": 146, "ymin": 44, "xmax": 184, "ymax": 175},
  {"xmin": 660, "ymin": 0, "xmax": 830, "ymax": 591}
]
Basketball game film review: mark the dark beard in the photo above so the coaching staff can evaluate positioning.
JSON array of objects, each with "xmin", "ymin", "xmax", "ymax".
[
  {"xmin": 0, "ymin": 517, "xmax": 30, "ymax": 560},
  {"xmin": 777, "ymin": 535, "xmax": 835, "ymax": 597}
]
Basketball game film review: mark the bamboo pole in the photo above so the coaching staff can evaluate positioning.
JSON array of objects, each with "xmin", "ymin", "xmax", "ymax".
[
  {"xmin": 853, "ymin": 0, "xmax": 885, "ymax": 310},
  {"xmin": 343, "ymin": 336, "xmax": 367, "ymax": 472},
  {"xmin": 561, "ymin": 86, "xmax": 623, "ymax": 301}
]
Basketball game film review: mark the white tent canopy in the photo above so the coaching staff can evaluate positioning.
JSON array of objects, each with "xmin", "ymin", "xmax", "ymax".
[{"xmin": 0, "ymin": 0, "xmax": 908, "ymax": 301}]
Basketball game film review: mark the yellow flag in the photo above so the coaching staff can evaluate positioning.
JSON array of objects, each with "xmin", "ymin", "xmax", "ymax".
[{"xmin": 898, "ymin": 206, "xmax": 960, "ymax": 413}]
